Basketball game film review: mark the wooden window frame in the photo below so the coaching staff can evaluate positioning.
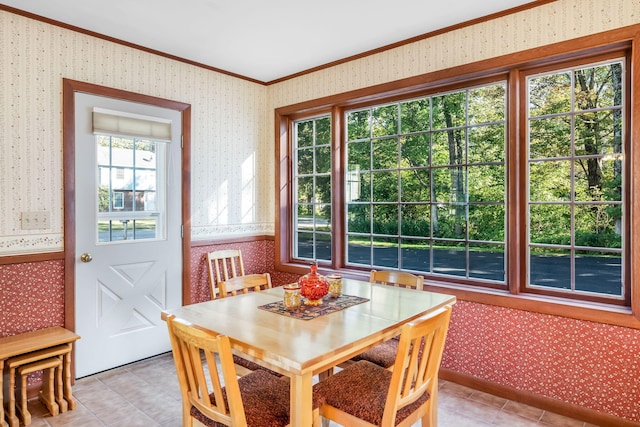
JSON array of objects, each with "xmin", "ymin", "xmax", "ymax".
[
  {"xmin": 517, "ymin": 52, "xmax": 630, "ymax": 306},
  {"xmin": 275, "ymin": 25, "xmax": 640, "ymax": 328}
]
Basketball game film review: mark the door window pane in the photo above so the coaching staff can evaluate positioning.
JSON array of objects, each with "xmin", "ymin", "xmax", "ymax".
[{"xmin": 96, "ymin": 135, "xmax": 164, "ymax": 243}]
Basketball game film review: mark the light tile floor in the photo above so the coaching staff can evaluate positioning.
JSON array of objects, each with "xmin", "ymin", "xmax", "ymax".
[{"xmin": 22, "ymin": 352, "xmax": 598, "ymax": 427}]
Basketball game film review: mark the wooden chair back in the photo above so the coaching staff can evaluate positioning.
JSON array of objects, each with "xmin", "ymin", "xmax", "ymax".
[
  {"xmin": 166, "ymin": 315, "xmax": 247, "ymax": 427},
  {"xmin": 383, "ymin": 305, "xmax": 452, "ymax": 425},
  {"xmin": 369, "ymin": 269, "xmax": 424, "ymax": 290},
  {"xmin": 219, "ymin": 273, "xmax": 272, "ymax": 298},
  {"xmin": 207, "ymin": 249, "xmax": 245, "ymax": 299}
]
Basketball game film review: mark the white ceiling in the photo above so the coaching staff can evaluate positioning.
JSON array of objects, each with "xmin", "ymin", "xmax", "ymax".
[{"xmin": 1, "ymin": 0, "xmax": 537, "ymax": 83}]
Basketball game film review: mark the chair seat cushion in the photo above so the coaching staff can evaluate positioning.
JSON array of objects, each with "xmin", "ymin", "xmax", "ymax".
[
  {"xmin": 191, "ymin": 370, "xmax": 288, "ymax": 427},
  {"xmin": 232, "ymin": 354, "xmax": 281, "ymax": 376},
  {"xmin": 313, "ymin": 360, "xmax": 429, "ymax": 426},
  {"xmin": 192, "ymin": 370, "xmax": 323, "ymax": 427},
  {"xmin": 351, "ymin": 338, "xmax": 399, "ymax": 368}
]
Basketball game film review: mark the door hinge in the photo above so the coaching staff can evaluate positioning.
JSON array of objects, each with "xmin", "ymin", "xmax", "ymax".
[
  {"xmin": 181, "ymin": 135, "xmax": 183, "ymax": 148},
  {"xmin": 181, "ymin": 225, "xmax": 184, "ymax": 238}
]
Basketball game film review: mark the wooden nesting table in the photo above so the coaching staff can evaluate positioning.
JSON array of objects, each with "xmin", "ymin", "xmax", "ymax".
[{"xmin": 0, "ymin": 327, "xmax": 80, "ymax": 427}]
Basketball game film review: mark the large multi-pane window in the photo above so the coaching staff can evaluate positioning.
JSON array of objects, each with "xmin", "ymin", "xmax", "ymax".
[
  {"xmin": 281, "ymin": 43, "xmax": 632, "ymax": 307},
  {"xmin": 293, "ymin": 116, "xmax": 332, "ymax": 261},
  {"xmin": 345, "ymin": 83, "xmax": 506, "ymax": 283},
  {"xmin": 526, "ymin": 59, "xmax": 625, "ymax": 299}
]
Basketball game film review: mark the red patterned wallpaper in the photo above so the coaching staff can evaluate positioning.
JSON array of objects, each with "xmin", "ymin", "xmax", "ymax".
[
  {"xmin": 1, "ymin": 243, "xmax": 639, "ymax": 423},
  {"xmin": 442, "ymin": 300, "xmax": 640, "ymax": 421},
  {"xmin": 0, "ymin": 260, "xmax": 64, "ymax": 338}
]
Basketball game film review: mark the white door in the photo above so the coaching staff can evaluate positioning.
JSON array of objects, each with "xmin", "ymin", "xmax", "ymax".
[{"xmin": 74, "ymin": 93, "xmax": 182, "ymax": 378}]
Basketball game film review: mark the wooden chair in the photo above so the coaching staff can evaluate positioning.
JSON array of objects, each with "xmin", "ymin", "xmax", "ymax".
[
  {"xmin": 348, "ymin": 270, "xmax": 425, "ymax": 369},
  {"xmin": 166, "ymin": 315, "xmax": 321, "ymax": 427},
  {"xmin": 314, "ymin": 305, "xmax": 453, "ymax": 427},
  {"xmin": 207, "ymin": 249, "xmax": 246, "ymax": 300},
  {"xmin": 219, "ymin": 273, "xmax": 272, "ymax": 298},
  {"xmin": 217, "ymin": 272, "xmax": 280, "ymax": 376},
  {"xmin": 369, "ymin": 269, "xmax": 424, "ymax": 290}
]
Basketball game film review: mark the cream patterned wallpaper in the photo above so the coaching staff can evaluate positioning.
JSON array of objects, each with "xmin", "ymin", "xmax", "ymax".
[
  {"xmin": 0, "ymin": 0, "xmax": 638, "ymax": 255},
  {"xmin": 0, "ymin": 11, "xmax": 270, "ymax": 254},
  {"xmin": 268, "ymin": 0, "xmax": 639, "ymax": 109}
]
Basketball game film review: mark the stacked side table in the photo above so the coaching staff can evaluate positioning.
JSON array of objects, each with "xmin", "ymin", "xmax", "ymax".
[{"xmin": 0, "ymin": 327, "xmax": 80, "ymax": 427}]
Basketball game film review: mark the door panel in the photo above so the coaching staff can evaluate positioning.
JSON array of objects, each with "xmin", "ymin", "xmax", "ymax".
[{"xmin": 74, "ymin": 93, "xmax": 182, "ymax": 378}]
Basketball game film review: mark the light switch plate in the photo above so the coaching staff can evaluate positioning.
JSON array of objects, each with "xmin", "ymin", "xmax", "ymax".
[{"xmin": 21, "ymin": 211, "xmax": 50, "ymax": 230}]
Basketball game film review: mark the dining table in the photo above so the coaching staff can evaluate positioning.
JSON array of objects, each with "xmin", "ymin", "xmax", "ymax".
[{"xmin": 161, "ymin": 277, "xmax": 456, "ymax": 427}]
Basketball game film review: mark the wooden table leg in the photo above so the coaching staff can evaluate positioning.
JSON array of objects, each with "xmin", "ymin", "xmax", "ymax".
[
  {"xmin": 290, "ymin": 372, "xmax": 314, "ymax": 427},
  {"xmin": 0, "ymin": 359, "xmax": 8, "ymax": 427}
]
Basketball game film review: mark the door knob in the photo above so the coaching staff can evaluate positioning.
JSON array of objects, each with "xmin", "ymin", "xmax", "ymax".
[{"xmin": 80, "ymin": 253, "xmax": 93, "ymax": 263}]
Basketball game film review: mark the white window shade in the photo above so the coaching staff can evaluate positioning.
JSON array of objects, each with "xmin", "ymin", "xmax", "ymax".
[{"xmin": 93, "ymin": 108, "xmax": 172, "ymax": 142}]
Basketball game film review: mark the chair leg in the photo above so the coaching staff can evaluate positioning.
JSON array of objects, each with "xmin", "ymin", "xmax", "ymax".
[
  {"xmin": 421, "ymin": 387, "xmax": 437, "ymax": 427},
  {"xmin": 315, "ymin": 409, "xmax": 325, "ymax": 427},
  {"xmin": 316, "ymin": 371, "xmax": 332, "ymax": 427},
  {"xmin": 184, "ymin": 404, "xmax": 195, "ymax": 427}
]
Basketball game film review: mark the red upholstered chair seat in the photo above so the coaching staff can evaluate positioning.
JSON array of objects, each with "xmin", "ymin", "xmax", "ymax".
[
  {"xmin": 191, "ymin": 370, "xmax": 290, "ymax": 427},
  {"xmin": 232, "ymin": 354, "xmax": 282, "ymax": 376},
  {"xmin": 313, "ymin": 360, "xmax": 429, "ymax": 426},
  {"xmin": 192, "ymin": 370, "xmax": 325, "ymax": 426},
  {"xmin": 350, "ymin": 337, "xmax": 400, "ymax": 368}
]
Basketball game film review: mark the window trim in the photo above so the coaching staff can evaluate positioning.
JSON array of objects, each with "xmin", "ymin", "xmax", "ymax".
[{"xmin": 275, "ymin": 25, "xmax": 640, "ymax": 328}]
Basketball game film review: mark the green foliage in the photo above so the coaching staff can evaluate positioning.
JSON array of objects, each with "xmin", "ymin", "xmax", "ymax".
[
  {"xmin": 469, "ymin": 205, "xmax": 504, "ymax": 242},
  {"xmin": 575, "ymin": 230, "xmax": 621, "ymax": 249},
  {"xmin": 347, "ymin": 109, "xmax": 370, "ymax": 141},
  {"xmin": 401, "ymin": 98, "xmax": 430, "ymax": 133},
  {"xmin": 347, "ymin": 203, "xmax": 370, "ymax": 233},
  {"xmin": 372, "ymin": 105, "xmax": 398, "ymax": 137},
  {"xmin": 98, "ymin": 185, "xmax": 110, "ymax": 212}
]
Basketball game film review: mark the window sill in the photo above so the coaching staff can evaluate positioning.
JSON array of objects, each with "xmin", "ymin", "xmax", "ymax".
[{"xmin": 279, "ymin": 261, "xmax": 639, "ymax": 329}]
